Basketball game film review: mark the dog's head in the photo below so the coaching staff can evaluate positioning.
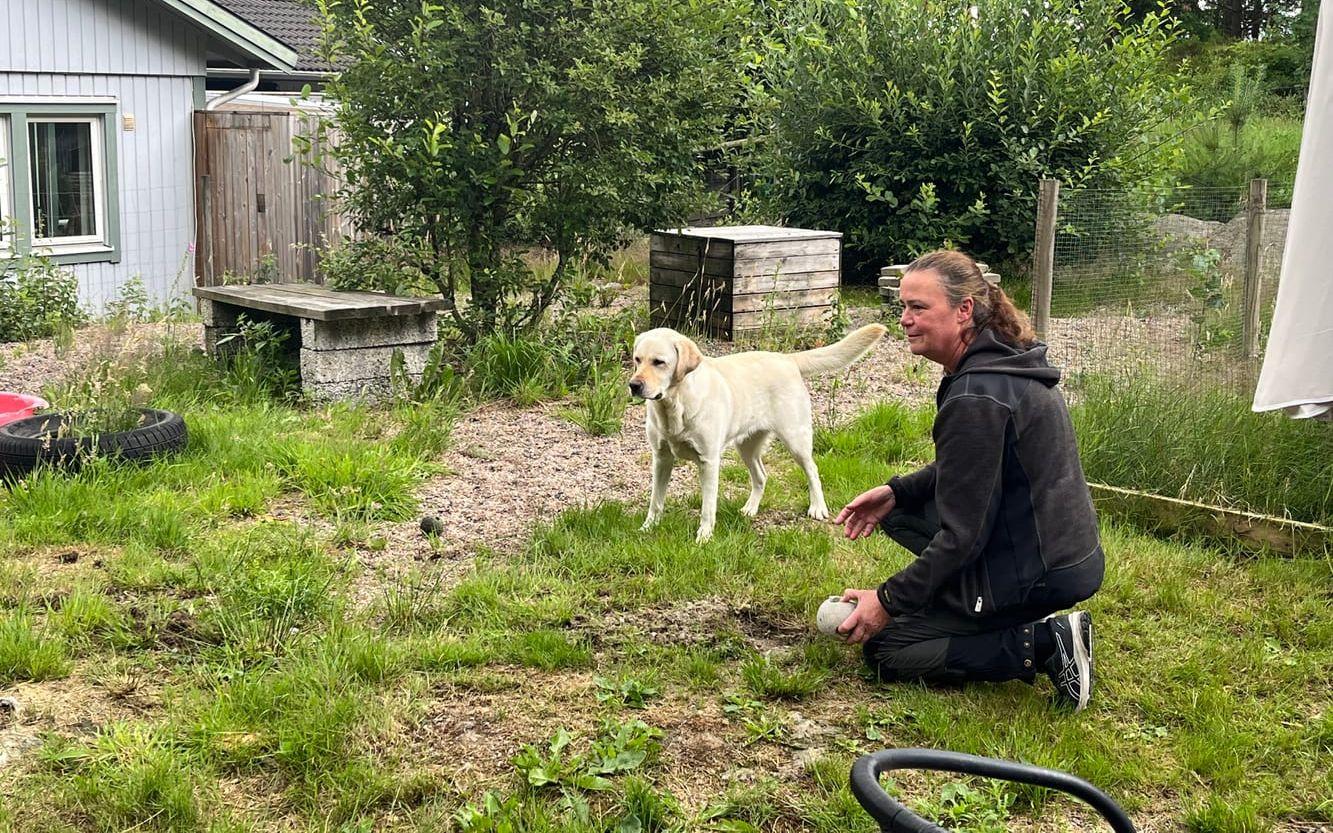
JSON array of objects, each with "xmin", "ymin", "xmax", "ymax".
[{"xmin": 628, "ymin": 328, "xmax": 702, "ymax": 400}]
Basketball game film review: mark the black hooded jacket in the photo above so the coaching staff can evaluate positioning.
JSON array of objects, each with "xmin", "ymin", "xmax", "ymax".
[{"xmin": 878, "ymin": 329, "xmax": 1104, "ymax": 619}]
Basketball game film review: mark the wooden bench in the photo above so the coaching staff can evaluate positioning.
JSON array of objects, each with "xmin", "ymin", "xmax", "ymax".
[{"xmin": 193, "ymin": 283, "xmax": 447, "ymax": 401}]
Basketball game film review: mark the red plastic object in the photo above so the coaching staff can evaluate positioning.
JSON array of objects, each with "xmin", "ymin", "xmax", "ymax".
[{"xmin": 0, "ymin": 392, "xmax": 48, "ymax": 427}]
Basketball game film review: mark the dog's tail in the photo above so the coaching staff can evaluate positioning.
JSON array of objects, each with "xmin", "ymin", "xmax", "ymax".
[{"xmin": 792, "ymin": 323, "xmax": 887, "ymax": 379}]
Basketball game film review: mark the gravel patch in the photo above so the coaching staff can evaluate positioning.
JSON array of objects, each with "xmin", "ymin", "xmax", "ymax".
[
  {"xmin": 0, "ymin": 321, "xmax": 202, "ymax": 398},
  {"xmin": 382, "ymin": 314, "xmax": 935, "ymax": 564}
]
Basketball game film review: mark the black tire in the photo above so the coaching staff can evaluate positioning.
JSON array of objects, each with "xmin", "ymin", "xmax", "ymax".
[{"xmin": 0, "ymin": 408, "xmax": 188, "ymax": 477}]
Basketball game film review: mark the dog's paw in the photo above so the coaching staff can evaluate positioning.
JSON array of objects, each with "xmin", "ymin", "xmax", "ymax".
[
  {"xmin": 640, "ymin": 517, "xmax": 659, "ymax": 532},
  {"xmin": 740, "ymin": 501, "xmax": 761, "ymax": 517},
  {"xmin": 695, "ymin": 526, "xmax": 714, "ymax": 544},
  {"xmin": 807, "ymin": 504, "xmax": 830, "ymax": 521}
]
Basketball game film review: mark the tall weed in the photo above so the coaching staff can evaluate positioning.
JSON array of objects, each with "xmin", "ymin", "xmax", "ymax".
[
  {"xmin": 1072, "ymin": 376, "xmax": 1333, "ymax": 525},
  {"xmin": 561, "ymin": 364, "xmax": 629, "ymax": 436}
]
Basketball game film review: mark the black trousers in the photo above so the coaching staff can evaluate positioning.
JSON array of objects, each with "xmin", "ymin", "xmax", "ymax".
[{"xmin": 864, "ymin": 502, "xmax": 1057, "ymax": 684}]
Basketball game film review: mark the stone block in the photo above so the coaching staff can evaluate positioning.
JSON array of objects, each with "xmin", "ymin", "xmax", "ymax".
[
  {"xmin": 299, "ymin": 341, "xmax": 433, "ymax": 391},
  {"xmin": 200, "ymin": 300, "xmax": 241, "ymax": 328},
  {"xmin": 202, "ymin": 324, "xmax": 238, "ymax": 356},
  {"xmin": 305, "ymin": 377, "xmax": 397, "ymax": 401},
  {"xmin": 299, "ymin": 312, "xmax": 438, "ymax": 350}
]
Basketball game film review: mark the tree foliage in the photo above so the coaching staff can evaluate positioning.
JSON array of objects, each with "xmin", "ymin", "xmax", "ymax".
[
  {"xmin": 314, "ymin": 0, "xmax": 744, "ymax": 339},
  {"xmin": 744, "ymin": 0, "xmax": 1197, "ymax": 277}
]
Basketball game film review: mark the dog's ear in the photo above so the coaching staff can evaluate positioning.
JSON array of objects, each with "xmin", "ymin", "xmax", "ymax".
[{"xmin": 673, "ymin": 336, "xmax": 702, "ymax": 382}]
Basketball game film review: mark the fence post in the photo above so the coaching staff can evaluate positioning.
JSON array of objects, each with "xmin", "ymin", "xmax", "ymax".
[
  {"xmin": 200, "ymin": 174, "xmax": 214, "ymax": 288},
  {"xmin": 1242, "ymin": 178, "xmax": 1268, "ymax": 359},
  {"xmin": 1032, "ymin": 178, "xmax": 1060, "ymax": 340}
]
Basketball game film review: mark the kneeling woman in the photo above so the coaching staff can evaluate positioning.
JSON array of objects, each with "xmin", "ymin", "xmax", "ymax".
[{"xmin": 834, "ymin": 251, "xmax": 1103, "ymax": 711}]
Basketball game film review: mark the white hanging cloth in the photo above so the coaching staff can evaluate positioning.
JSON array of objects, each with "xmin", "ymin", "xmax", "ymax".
[{"xmin": 1253, "ymin": 1, "xmax": 1333, "ymax": 421}]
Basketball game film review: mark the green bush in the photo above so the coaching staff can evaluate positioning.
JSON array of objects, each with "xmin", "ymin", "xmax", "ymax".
[
  {"xmin": 1188, "ymin": 37, "xmax": 1315, "ymax": 101},
  {"xmin": 1172, "ymin": 114, "xmax": 1302, "ymax": 218},
  {"xmin": 319, "ymin": 235, "xmax": 436, "ymax": 297},
  {"xmin": 315, "ymin": 0, "xmax": 745, "ymax": 340},
  {"xmin": 747, "ymin": 0, "xmax": 1196, "ymax": 278},
  {"xmin": 1170, "ymin": 60, "xmax": 1302, "ymax": 215},
  {"xmin": 0, "ymin": 250, "xmax": 87, "ymax": 343}
]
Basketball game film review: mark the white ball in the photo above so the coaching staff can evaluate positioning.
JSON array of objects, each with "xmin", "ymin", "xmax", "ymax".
[{"xmin": 816, "ymin": 596, "xmax": 857, "ymax": 636}]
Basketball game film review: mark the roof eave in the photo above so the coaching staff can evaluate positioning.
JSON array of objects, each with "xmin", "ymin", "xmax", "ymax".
[{"xmin": 155, "ymin": 0, "xmax": 300, "ymax": 72}]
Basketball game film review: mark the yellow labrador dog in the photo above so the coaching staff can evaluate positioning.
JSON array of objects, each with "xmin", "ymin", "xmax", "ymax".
[{"xmin": 629, "ymin": 324, "xmax": 886, "ymax": 542}]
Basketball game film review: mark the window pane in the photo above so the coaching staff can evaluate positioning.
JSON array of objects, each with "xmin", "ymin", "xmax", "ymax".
[{"xmin": 30, "ymin": 120, "xmax": 98, "ymax": 239}]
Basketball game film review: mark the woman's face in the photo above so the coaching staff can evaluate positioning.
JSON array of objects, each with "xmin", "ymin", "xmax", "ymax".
[{"xmin": 899, "ymin": 268, "xmax": 974, "ymax": 371}]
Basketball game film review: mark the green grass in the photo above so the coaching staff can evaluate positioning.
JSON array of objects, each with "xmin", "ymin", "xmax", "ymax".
[
  {"xmin": 0, "ymin": 612, "xmax": 70, "ymax": 684},
  {"xmin": 741, "ymin": 652, "xmax": 829, "ymax": 700},
  {"xmin": 45, "ymin": 723, "xmax": 210, "ymax": 833},
  {"xmin": 1, "ymin": 323, "xmax": 1329, "ymax": 833},
  {"xmin": 1073, "ymin": 375, "xmax": 1333, "ymax": 528}
]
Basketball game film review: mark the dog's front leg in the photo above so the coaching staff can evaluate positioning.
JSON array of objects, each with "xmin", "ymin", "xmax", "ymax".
[
  {"xmin": 695, "ymin": 456, "xmax": 721, "ymax": 543},
  {"xmin": 642, "ymin": 446, "xmax": 674, "ymax": 531}
]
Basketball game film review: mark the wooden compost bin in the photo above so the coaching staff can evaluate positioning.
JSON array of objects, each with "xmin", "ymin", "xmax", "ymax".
[{"xmin": 649, "ymin": 225, "xmax": 842, "ymax": 339}]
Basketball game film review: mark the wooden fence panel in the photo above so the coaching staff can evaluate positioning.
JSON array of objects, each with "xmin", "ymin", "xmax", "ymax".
[{"xmin": 194, "ymin": 110, "xmax": 353, "ymax": 287}]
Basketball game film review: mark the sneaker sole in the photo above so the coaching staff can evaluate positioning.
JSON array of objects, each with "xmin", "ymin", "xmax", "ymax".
[{"xmin": 1070, "ymin": 611, "xmax": 1092, "ymax": 712}]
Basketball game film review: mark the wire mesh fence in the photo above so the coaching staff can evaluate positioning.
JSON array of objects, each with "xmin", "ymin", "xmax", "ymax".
[{"xmin": 1045, "ymin": 179, "xmax": 1292, "ymax": 394}]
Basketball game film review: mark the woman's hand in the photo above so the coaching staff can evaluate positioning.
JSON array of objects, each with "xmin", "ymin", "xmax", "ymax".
[
  {"xmin": 834, "ymin": 485, "xmax": 896, "ymax": 539},
  {"xmin": 837, "ymin": 588, "xmax": 890, "ymax": 643}
]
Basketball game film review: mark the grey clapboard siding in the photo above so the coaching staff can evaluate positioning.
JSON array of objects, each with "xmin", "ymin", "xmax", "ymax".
[
  {"xmin": 0, "ymin": 0, "xmax": 209, "ymax": 311},
  {"xmin": 1, "ymin": 0, "xmax": 206, "ymax": 77}
]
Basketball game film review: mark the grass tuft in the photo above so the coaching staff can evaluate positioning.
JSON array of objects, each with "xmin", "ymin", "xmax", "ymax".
[{"xmin": 0, "ymin": 611, "xmax": 70, "ymax": 683}]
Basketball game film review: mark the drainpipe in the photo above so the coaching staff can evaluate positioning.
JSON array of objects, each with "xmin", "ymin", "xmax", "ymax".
[{"xmin": 205, "ymin": 68, "xmax": 262, "ymax": 111}]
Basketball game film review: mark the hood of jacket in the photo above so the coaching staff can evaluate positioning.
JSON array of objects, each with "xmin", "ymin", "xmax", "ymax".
[{"xmin": 941, "ymin": 328, "xmax": 1061, "ymax": 398}]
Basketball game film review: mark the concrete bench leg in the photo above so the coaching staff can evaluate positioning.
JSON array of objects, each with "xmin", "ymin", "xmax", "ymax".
[
  {"xmin": 298, "ymin": 313, "xmax": 438, "ymax": 401},
  {"xmin": 200, "ymin": 300, "xmax": 242, "ymax": 356}
]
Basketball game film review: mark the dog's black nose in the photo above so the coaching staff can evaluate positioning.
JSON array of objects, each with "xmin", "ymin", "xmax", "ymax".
[{"xmin": 628, "ymin": 379, "xmax": 644, "ymax": 397}]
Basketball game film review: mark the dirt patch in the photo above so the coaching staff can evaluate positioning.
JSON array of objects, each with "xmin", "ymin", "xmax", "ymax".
[
  {"xmin": 412, "ymin": 670, "xmax": 607, "ymax": 794},
  {"xmin": 358, "ymin": 313, "xmax": 935, "ymax": 602},
  {"xmin": 569, "ymin": 596, "xmax": 805, "ymax": 654},
  {"xmin": 0, "ymin": 672, "xmax": 162, "ymax": 772},
  {"xmin": 402, "ymin": 668, "xmax": 861, "ymax": 820}
]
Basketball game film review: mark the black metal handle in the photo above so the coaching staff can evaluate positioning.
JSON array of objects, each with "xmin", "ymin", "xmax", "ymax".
[{"xmin": 850, "ymin": 748, "xmax": 1136, "ymax": 833}]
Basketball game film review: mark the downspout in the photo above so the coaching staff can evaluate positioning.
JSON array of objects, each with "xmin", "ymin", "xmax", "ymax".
[{"xmin": 205, "ymin": 68, "xmax": 262, "ymax": 111}]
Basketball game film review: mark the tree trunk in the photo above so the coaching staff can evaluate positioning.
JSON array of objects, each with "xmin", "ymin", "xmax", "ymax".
[
  {"xmin": 468, "ymin": 252, "xmax": 502, "ymax": 339},
  {"xmin": 1247, "ymin": 0, "xmax": 1266, "ymax": 39},
  {"xmin": 1220, "ymin": 0, "xmax": 1245, "ymax": 37}
]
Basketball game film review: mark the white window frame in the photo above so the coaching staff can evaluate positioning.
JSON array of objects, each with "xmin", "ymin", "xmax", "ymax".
[
  {"xmin": 27, "ymin": 115, "xmax": 108, "ymax": 253},
  {"xmin": 0, "ymin": 116, "xmax": 11, "ymax": 254}
]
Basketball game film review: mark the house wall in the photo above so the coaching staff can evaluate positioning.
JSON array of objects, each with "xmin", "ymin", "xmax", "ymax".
[
  {"xmin": 2, "ymin": 0, "xmax": 206, "ymax": 77},
  {"xmin": 1, "ymin": 0, "xmax": 207, "ymax": 312}
]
